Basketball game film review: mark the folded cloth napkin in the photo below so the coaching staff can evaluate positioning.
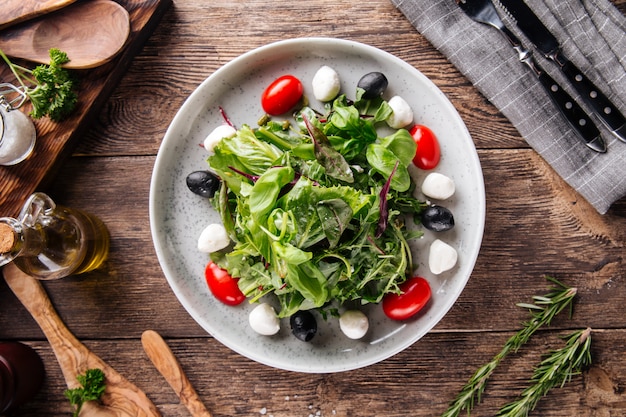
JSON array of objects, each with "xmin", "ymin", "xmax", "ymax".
[{"xmin": 390, "ymin": 0, "xmax": 626, "ymax": 214}]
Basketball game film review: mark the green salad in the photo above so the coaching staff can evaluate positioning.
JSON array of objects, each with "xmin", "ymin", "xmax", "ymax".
[{"xmin": 206, "ymin": 91, "xmax": 427, "ymax": 318}]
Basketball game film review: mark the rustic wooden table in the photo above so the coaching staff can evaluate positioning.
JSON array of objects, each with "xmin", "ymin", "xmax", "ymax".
[{"xmin": 1, "ymin": 1, "xmax": 625, "ymax": 416}]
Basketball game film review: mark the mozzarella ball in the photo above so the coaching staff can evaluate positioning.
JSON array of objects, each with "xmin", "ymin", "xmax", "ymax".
[
  {"xmin": 386, "ymin": 96, "xmax": 413, "ymax": 129},
  {"xmin": 249, "ymin": 303, "xmax": 280, "ymax": 336},
  {"xmin": 429, "ymin": 239, "xmax": 458, "ymax": 275},
  {"xmin": 197, "ymin": 223, "xmax": 230, "ymax": 253},
  {"xmin": 421, "ymin": 172, "xmax": 455, "ymax": 200},
  {"xmin": 339, "ymin": 310, "xmax": 369, "ymax": 339},
  {"xmin": 312, "ymin": 65, "xmax": 341, "ymax": 102},
  {"xmin": 204, "ymin": 124, "xmax": 237, "ymax": 153}
]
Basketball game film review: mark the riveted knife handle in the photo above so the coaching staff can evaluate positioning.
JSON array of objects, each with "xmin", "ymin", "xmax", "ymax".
[
  {"xmin": 559, "ymin": 57, "xmax": 626, "ymax": 142},
  {"xmin": 536, "ymin": 69, "xmax": 606, "ymax": 153}
]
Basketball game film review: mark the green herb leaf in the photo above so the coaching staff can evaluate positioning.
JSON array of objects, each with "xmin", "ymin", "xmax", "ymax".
[
  {"xmin": 64, "ymin": 368, "xmax": 106, "ymax": 417},
  {"xmin": 497, "ymin": 328, "xmax": 592, "ymax": 417},
  {"xmin": 0, "ymin": 48, "xmax": 78, "ymax": 121},
  {"xmin": 316, "ymin": 198, "xmax": 353, "ymax": 248},
  {"xmin": 366, "ymin": 144, "xmax": 411, "ymax": 192},
  {"xmin": 303, "ymin": 114, "xmax": 354, "ymax": 183},
  {"xmin": 249, "ymin": 166, "xmax": 294, "ymax": 218},
  {"xmin": 441, "ymin": 277, "xmax": 577, "ymax": 417},
  {"xmin": 378, "ymin": 129, "xmax": 417, "ymax": 167}
]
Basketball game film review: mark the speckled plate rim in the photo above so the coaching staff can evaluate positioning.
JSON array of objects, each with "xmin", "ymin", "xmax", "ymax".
[{"xmin": 149, "ymin": 37, "xmax": 485, "ymax": 373}]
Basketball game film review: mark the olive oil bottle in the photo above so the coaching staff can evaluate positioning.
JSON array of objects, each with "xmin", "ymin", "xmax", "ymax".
[{"xmin": 0, "ymin": 192, "xmax": 109, "ymax": 280}]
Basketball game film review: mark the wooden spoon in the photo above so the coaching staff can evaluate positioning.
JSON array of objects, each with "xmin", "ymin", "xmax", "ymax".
[
  {"xmin": 141, "ymin": 330, "xmax": 213, "ymax": 417},
  {"xmin": 1, "ymin": 0, "xmax": 78, "ymax": 30},
  {"xmin": 2, "ymin": 263, "xmax": 161, "ymax": 417},
  {"xmin": 0, "ymin": 0, "xmax": 130, "ymax": 69}
]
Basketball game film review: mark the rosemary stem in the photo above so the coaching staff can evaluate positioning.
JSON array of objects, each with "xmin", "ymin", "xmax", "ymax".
[
  {"xmin": 496, "ymin": 328, "xmax": 592, "ymax": 417},
  {"xmin": 441, "ymin": 277, "xmax": 576, "ymax": 417}
]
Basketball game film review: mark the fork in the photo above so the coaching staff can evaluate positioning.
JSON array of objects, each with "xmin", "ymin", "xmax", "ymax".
[{"xmin": 456, "ymin": 0, "xmax": 606, "ymax": 153}]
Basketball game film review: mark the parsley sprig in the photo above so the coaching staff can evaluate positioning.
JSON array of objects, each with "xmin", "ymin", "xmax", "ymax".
[
  {"xmin": 442, "ymin": 277, "xmax": 577, "ymax": 417},
  {"xmin": 0, "ymin": 48, "xmax": 78, "ymax": 121},
  {"xmin": 64, "ymin": 368, "xmax": 107, "ymax": 417}
]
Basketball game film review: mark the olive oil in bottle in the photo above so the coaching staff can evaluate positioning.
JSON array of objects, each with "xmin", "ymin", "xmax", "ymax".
[{"xmin": 0, "ymin": 192, "xmax": 109, "ymax": 280}]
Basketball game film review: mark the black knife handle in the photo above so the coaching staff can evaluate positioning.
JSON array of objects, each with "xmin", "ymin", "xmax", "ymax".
[
  {"xmin": 535, "ymin": 69, "xmax": 606, "ymax": 153},
  {"xmin": 558, "ymin": 57, "xmax": 626, "ymax": 139},
  {"xmin": 500, "ymin": 27, "xmax": 605, "ymax": 151}
]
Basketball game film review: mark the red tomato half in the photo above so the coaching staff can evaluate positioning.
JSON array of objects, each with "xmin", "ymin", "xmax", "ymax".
[
  {"xmin": 261, "ymin": 75, "xmax": 303, "ymax": 116},
  {"xmin": 205, "ymin": 261, "xmax": 245, "ymax": 306},
  {"xmin": 410, "ymin": 124, "xmax": 441, "ymax": 170},
  {"xmin": 382, "ymin": 276, "xmax": 431, "ymax": 320}
]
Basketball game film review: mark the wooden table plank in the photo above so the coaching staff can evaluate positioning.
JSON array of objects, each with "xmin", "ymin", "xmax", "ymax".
[
  {"xmin": 1, "ymin": 0, "xmax": 624, "ymax": 416},
  {"xmin": 10, "ymin": 330, "xmax": 626, "ymax": 416}
]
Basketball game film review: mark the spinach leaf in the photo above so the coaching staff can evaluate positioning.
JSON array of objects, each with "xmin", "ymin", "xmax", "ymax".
[
  {"xmin": 285, "ymin": 261, "xmax": 329, "ymax": 308},
  {"xmin": 249, "ymin": 166, "xmax": 294, "ymax": 218},
  {"xmin": 379, "ymin": 129, "xmax": 417, "ymax": 167},
  {"xmin": 365, "ymin": 144, "xmax": 411, "ymax": 192}
]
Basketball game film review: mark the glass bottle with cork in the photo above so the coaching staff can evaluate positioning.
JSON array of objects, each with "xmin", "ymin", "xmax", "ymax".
[{"xmin": 0, "ymin": 192, "xmax": 109, "ymax": 280}]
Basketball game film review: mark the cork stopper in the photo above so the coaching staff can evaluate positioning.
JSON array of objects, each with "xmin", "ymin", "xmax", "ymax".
[{"xmin": 0, "ymin": 222, "xmax": 16, "ymax": 254}]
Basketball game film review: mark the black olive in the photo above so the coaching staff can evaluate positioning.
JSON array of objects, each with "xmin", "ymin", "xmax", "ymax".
[
  {"xmin": 357, "ymin": 72, "xmax": 388, "ymax": 99},
  {"xmin": 186, "ymin": 170, "xmax": 220, "ymax": 198},
  {"xmin": 421, "ymin": 205, "xmax": 455, "ymax": 232},
  {"xmin": 290, "ymin": 310, "xmax": 317, "ymax": 342}
]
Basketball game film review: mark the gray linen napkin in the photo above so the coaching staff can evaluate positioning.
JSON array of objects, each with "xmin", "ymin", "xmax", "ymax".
[{"xmin": 390, "ymin": 0, "xmax": 626, "ymax": 214}]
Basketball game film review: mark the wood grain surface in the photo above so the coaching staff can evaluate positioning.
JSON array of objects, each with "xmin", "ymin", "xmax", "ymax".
[
  {"xmin": 0, "ymin": 0, "xmax": 172, "ymax": 218},
  {"xmin": 0, "ymin": 0, "xmax": 131, "ymax": 69},
  {"xmin": 0, "ymin": 0, "xmax": 77, "ymax": 30},
  {"xmin": 1, "ymin": 1, "xmax": 625, "ymax": 416}
]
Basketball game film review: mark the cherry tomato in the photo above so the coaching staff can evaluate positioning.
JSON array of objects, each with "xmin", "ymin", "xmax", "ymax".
[
  {"xmin": 409, "ymin": 124, "xmax": 441, "ymax": 170},
  {"xmin": 382, "ymin": 276, "xmax": 431, "ymax": 320},
  {"xmin": 261, "ymin": 75, "xmax": 303, "ymax": 116},
  {"xmin": 204, "ymin": 261, "xmax": 245, "ymax": 306}
]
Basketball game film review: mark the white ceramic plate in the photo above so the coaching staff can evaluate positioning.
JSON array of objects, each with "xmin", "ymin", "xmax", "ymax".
[{"xmin": 150, "ymin": 38, "xmax": 485, "ymax": 373}]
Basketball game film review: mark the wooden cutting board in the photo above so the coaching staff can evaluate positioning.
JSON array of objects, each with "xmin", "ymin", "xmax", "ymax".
[
  {"xmin": 0, "ymin": 0, "xmax": 172, "ymax": 218},
  {"xmin": 0, "ymin": 0, "xmax": 78, "ymax": 30}
]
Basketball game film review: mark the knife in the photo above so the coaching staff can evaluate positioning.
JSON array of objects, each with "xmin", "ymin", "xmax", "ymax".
[
  {"xmin": 457, "ymin": 0, "xmax": 605, "ymax": 153},
  {"xmin": 496, "ymin": 0, "xmax": 626, "ymax": 143}
]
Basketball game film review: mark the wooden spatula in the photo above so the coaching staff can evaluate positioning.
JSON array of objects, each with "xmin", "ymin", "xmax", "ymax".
[
  {"xmin": 0, "ymin": 0, "xmax": 131, "ymax": 69},
  {"xmin": 141, "ymin": 330, "xmax": 213, "ymax": 417},
  {"xmin": 2, "ymin": 263, "xmax": 161, "ymax": 417},
  {"xmin": 0, "ymin": 0, "xmax": 78, "ymax": 30}
]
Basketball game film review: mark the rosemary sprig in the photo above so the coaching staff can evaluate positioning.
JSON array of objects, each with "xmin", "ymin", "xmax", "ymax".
[
  {"xmin": 497, "ymin": 328, "xmax": 592, "ymax": 417},
  {"xmin": 441, "ymin": 277, "xmax": 577, "ymax": 417}
]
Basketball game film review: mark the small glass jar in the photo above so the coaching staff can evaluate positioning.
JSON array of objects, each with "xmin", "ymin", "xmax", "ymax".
[
  {"xmin": 0, "ymin": 342, "xmax": 45, "ymax": 413},
  {"xmin": 0, "ymin": 96, "xmax": 36, "ymax": 166}
]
